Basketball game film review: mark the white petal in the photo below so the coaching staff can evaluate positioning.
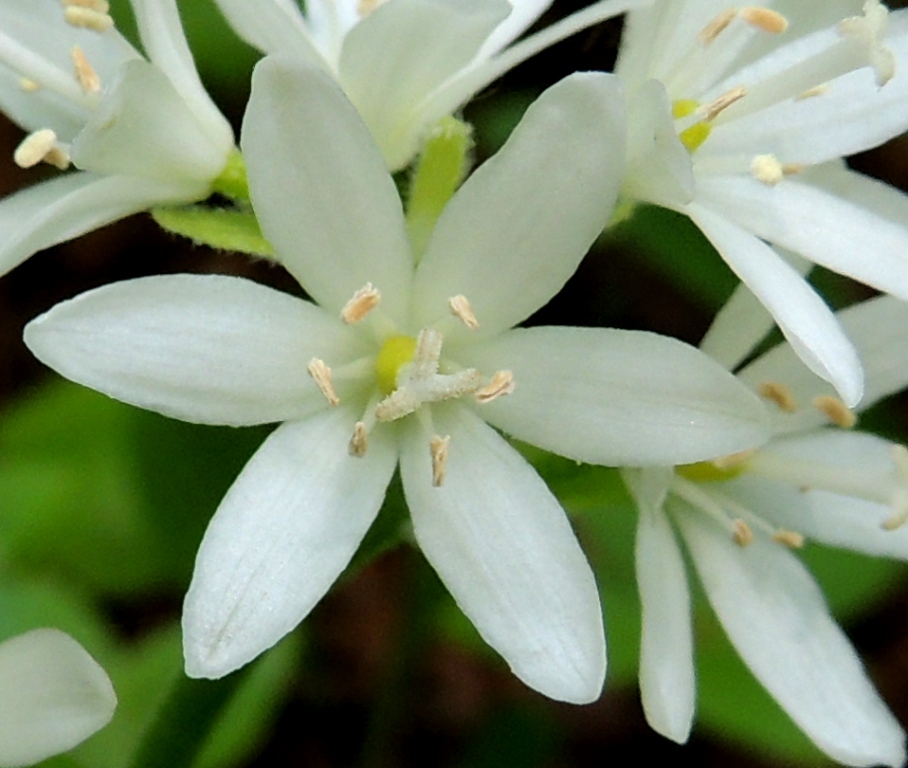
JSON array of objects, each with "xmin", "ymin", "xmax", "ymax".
[
  {"xmin": 475, "ymin": 0, "xmax": 552, "ymax": 60},
  {"xmin": 413, "ymin": 73, "xmax": 626, "ymax": 338},
  {"xmin": 456, "ymin": 326, "xmax": 770, "ymax": 466},
  {"xmin": 210, "ymin": 0, "xmax": 321, "ymax": 63},
  {"xmin": 675, "ymin": 505, "xmax": 906, "ymax": 768},
  {"xmin": 0, "ymin": 628, "xmax": 116, "ymax": 766},
  {"xmin": 0, "ymin": 172, "xmax": 204, "ymax": 278},
  {"xmin": 399, "ymin": 404, "xmax": 605, "ymax": 704},
  {"xmin": 183, "ymin": 409, "xmax": 398, "ymax": 679},
  {"xmin": 129, "ymin": 0, "xmax": 234, "ymax": 150},
  {"xmin": 72, "ymin": 60, "xmax": 229, "ymax": 182},
  {"xmin": 242, "ymin": 56, "xmax": 413, "ymax": 323},
  {"xmin": 25, "ymin": 274, "xmax": 368, "ymax": 426},
  {"xmin": 688, "ymin": 201, "xmax": 864, "ymax": 407},
  {"xmin": 700, "ymin": 176, "xmax": 908, "ymax": 304},
  {"xmin": 339, "ymin": 0, "xmax": 511, "ymax": 170},
  {"xmin": 624, "ymin": 468, "xmax": 696, "ymax": 743},
  {"xmin": 726, "ymin": 430, "xmax": 908, "ymax": 560}
]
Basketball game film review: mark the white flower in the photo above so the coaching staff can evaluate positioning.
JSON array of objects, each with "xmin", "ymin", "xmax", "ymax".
[
  {"xmin": 0, "ymin": 628, "xmax": 116, "ymax": 767},
  {"xmin": 0, "ymin": 0, "xmax": 235, "ymax": 277},
  {"xmin": 210, "ymin": 0, "xmax": 651, "ymax": 169},
  {"xmin": 616, "ymin": 0, "xmax": 908, "ymax": 407},
  {"xmin": 623, "ymin": 289, "xmax": 908, "ymax": 766},
  {"xmin": 24, "ymin": 58, "xmax": 770, "ymax": 703}
]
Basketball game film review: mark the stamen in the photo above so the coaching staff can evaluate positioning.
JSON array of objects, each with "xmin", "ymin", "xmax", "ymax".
[
  {"xmin": 63, "ymin": 6, "xmax": 114, "ymax": 31},
  {"xmin": 63, "ymin": 0, "xmax": 110, "ymax": 11},
  {"xmin": 308, "ymin": 358, "xmax": 340, "ymax": 406},
  {"xmin": 19, "ymin": 78, "xmax": 40, "ymax": 92},
  {"xmin": 711, "ymin": 449, "xmax": 755, "ymax": 470},
  {"xmin": 739, "ymin": 7, "xmax": 788, "ymax": 34},
  {"xmin": 13, "ymin": 129, "xmax": 70, "ymax": 170},
  {"xmin": 700, "ymin": 85, "xmax": 748, "ymax": 121},
  {"xmin": 71, "ymin": 46, "xmax": 101, "ymax": 94},
  {"xmin": 812, "ymin": 395, "xmax": 857, "ymax": 428},
  {"xmin": 772, "ymin": 529, "xmax": 805, "ymax": 548},
  {"xmin": 349, "ymin": 421, "xmax": 368, "ymax": 457},
  {"xmin": 732, "ymin": 519, "xmax": 754, "ymax": 547},
  {"xmin": 358, "ymin": 0, "xmax": 381, "ymax": 16},
  {"xmin": 699, "ymin": 9, "xmax": 737, "ymax": 46},
  {"xmin": 475, "ymin": 370, "xmax": 515, "ymax": 404},
  {"xmin": 796, "ymin": 84, "xmax": 829, "ymax": 100},
  {"xmin": 757, "ymin": 380, "xmax": 798, "ymax": 412},
  {"xmin": 430, "ymin": 434, "xmax": 450, "ymax": 487},
  {"xmin": 448, "ymin": 294, "xmax": 479, "ymax": 330},
  {"xmin": 751, "ymin": 154, "xmax": 784, "ymax": 185},
  {"xmin": 340, "ymin": 283, "xmax": 381, "ymax": 324}
]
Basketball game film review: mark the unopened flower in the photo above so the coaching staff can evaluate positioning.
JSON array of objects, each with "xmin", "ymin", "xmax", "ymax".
[
  {"xmin": 25, "ymin": 60, "xmax": 769, "ymax": 702},
  {"xmin": 0, "ymin": 628, "xmax": 116, "ymax": 767},
  {"xmin": 0, "ymin": 0, "xmax": 235, "ymax": 276},
  {"xmin": 210, "ymin": 0, "xmax": 650, "ymax": 169},
  {"xmin": 623, "ymin": 290, "xmax": 908, "ymax": 766},
  {"xmin": 617, "ymin": 0, "xmax": 908, "ymax": 407}
]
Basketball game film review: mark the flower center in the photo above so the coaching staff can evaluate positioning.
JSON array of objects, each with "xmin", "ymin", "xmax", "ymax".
[{"xmin": 375, "ymin": 335, "xmax": 418, "ymax": 396}]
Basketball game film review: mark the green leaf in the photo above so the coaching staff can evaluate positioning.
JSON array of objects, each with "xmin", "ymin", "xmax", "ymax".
[{"xmin": 152, "ymin": 206, "xmax": 273, "ymax": 258}]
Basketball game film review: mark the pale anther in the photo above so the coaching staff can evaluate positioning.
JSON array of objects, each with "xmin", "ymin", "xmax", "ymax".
[
  {"xmin": 340, "ymin": 283, "xmax": 381, "ymax": 324},
  {"xmin": 797, "ymin": 84, "xmax": 830, "ymax": 100},
  {"xmin": 63, "ymin": 0, "xmax": 111, "ymax": 11},
  {"xmin": 757, "ymin": 380, "xmax": 797, "ymax": 412},
  {"xmin": 732, "ymin": 519, "xmax": 754, "ymax": 547},
  {"xmin": 307, "ymin": 358, "xmax": 340, "ymax": 406},
  {"xmin": 813, "ymin": 394, "xmax": 857, "ymax": 428},
  {"xmin": 349, "ymin": 421, "xmax": 368, "ymax": 457},
  {"xmin": 430, "ymin": 434, "xmax": 450, "ymax": 487},
  {"xmin": 711, "ymin": 449, "xmax": 755, "ymax": 470},
  {"xmin": 701, "ymin": 86, "xmax": 747, "ymax": 122},
  {"xmin": 19, "ymin": 78, "xmax": 40, "ymax": 93},
  {"xmin": 751, "ymin": 154, "xmax": 784, "ymax": 185},
  {"xmin": 698, "ymin": 9, "xmax": 737, "ymax": 45},
  {"xmin": 739, "ymin": 7, "xmax": 788, "ymax": 34},
  {"xmin": 14, "ymin": 129, "xmax": 69, "ymax": 170},
  {"xmin": 772, "ymin": 529, "xmax": 805, "ymax": 548},
  {"xmin": 64, "ymin": 6, "xmax": 114, "ymax": 31},
  {"xmin": 475, "ymin": 371, "xmax": 515, "ymax": 404},
  {"xmin": 71, "ymin": 46, "xmax": 101, "ymax": 94},
  {"xmin": 448, "ymin": 295, "xmax": 479, "ymax": 330}
]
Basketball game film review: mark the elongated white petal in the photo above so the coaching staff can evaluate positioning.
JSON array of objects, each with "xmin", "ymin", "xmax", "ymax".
[
  {"xmin": 475, "ymin": 0, "xmax": 552, "ymax": 60},
  {"xmin": 339, "ymin": 0, "xmax": 510, "ymax": 170},
  {"xmin": 73, "ymin": 61, "xmax": 228, "ymax": 182},
  {"xmin": 0, "ymin": 629, "xmax": 116, "ymax": 766},
  {"xmin": 211, "ymin": 0, "xmax": 321, "ymax": 63},
  {"xmin": 129, "ymin": 0, "xmax": 234, "ymax": 150},
  {"xmin": 243, "ymin": 56, "xmax": 413, "ymax": 323},
  {"xmin": 688, "ymin": 201, "xmax": 864, "ymax": 407},
  {"xmin": 400, "ymin": 404, "xmax": 605, "ymax": 704},
  {"xmin": 726, "ymin": 430, "xmax": 908, "ymax": 559},
  {"xmin": 184, "ymin": 409, "xmax": 398, "ymax": 679},
  {"xmin": 0, "ymin": 172, "xmax": 204, "ymax": 278},
  {"xmin": 701, "ymin": 176, "xmax": 908, "ymax": 303},
  {"xmin": 25, "ymin": 275, "xmax": 367, "ymax": 426},
  {"xmin": 457, "ymin": 326, "xmax": 770, "ymax": 466},
  {"xmin": 624, "ymin": 469, "xmax": 696, "ymax": 743},
  {"xmin": 739, "ymin": 295, "xmax": 908, "ymax": 433},
  {"xmin": 675, "ymin": 504, "xmax": 906, "ymax": 768},
  {"xmin": 414, "ymin": 73, "xmax": 625, "ymax": 338}
]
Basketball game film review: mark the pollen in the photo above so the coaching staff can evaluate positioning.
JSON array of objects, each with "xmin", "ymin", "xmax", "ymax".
[
  {"xmin": 751, "ymin": 154, "xmax": 784, "ymax": 185},
  {"xmin": 341, "ymin": 283, "xmax": 381, "ymax": 324},
  {"xmin": 430, "ymin": 434, "xmax": 450, "ymax": 487},
  {"xmin": 813, "ymin": 395, "xmax": 857, "ymax": 428},
  {"xmin": 739, "ymin": 7, "xmax": 788, "ymax": 34},
  {"xmin": 307, "ymin": 358, "xmax": 340, "ymax": 406},
  {"xmin": 63, "ymin": 5, "xmax": 114, "ymax": 31},
  {"xmin": 732, "ymin": 519, "xmax": 754, "ymax": 547},
  {"xmin": 475, "ymin": 371, "xmax": 515, "ymax": 404},
  {"xmin": 772, "ymin": 529, "xmax": 805, "ymax": 548},
  {"xmin": 349, "ymin": 421, "xmax": 368, "ymax": 457},
  {"xmin": 448, "ymin": 294, "xmax": 479, "ymax": 329},
  {"xmin": 375, "ymin": 335, "xmax": 417, "ymax": 395},
  {"xmin": 757, "ymin": 380, "xmax": 798, "ymax": 413},
  {"xmin": 14, "ymin": 129, "xmax": 69, "ymax": 170},
  {"xmin": 71, "ymin": 46, "xmax": 101, "ymax": 94}
]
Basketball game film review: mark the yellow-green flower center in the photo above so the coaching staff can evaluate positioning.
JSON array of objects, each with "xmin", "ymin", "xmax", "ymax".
[
  {"xmin": 672, "ymin": 99, "xmax": 712, "ymax": 153},
  {"xmin": 676, "ymin": 459, "xmax": 747, "ymax": 483},
  {"xmin": 375, "ymin": 335, "xmax": 417, "ymax": 395}
]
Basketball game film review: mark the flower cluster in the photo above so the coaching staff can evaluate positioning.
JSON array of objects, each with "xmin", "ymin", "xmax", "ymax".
[{"xmin": 3, "ymin": 0, "xmax": 908, "ymax": 765}]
